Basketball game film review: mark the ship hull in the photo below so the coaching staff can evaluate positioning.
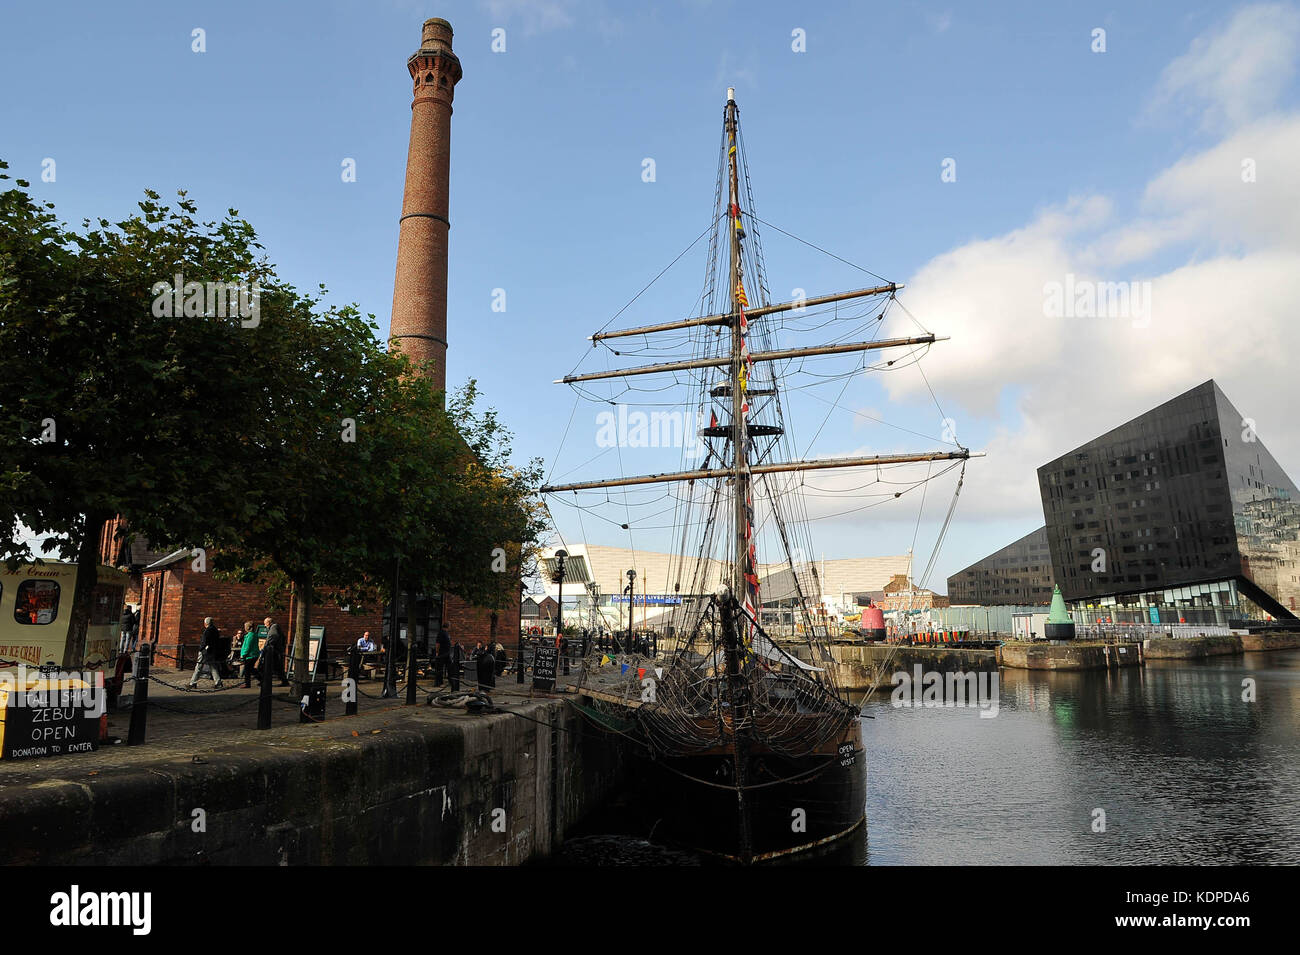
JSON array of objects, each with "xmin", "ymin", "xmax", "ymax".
[{"xmin": 629, "ymin": 720, "xmax": 866, "ymax": 863}]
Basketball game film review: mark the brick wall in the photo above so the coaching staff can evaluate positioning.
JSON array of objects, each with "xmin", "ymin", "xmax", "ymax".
[
  {"xmin": 132, "ymin": 559, "xmax": 517, "ymax": 672},
  {"xmin": 98, "ymin": 516, "xmax": 126, "ymax": 566},
  {"xmin": 142, "ymin": 562, "xmax": 381, "ymax": 670},
  {"xmin": 442, "ymin": 592, "xmax": 519, "ymax": 651}
]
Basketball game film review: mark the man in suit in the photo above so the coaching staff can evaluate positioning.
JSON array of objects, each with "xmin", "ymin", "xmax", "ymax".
[{"xmin": 258, "ymin": 616, "xmax": 290, "ymax": 687}]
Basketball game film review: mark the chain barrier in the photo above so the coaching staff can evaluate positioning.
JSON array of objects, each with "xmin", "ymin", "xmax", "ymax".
[
  {"xmin": 146, "ymin": 671, "xmax": 253, "ymax": 694},
  {"xmin": 146, "ymin": 694, "xmax": 265, "ymax": 714},
  {"xmin": 125, "ymin": 655, "xmax": 590, "ymax": 734}
]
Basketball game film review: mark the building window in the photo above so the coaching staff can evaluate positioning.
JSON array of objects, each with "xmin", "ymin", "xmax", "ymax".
[
  {"xmin": 91, "ymin": 582, "xmax": 123, "ymax": 626},
  {"xmin": 14, "ymin": 579, "xmax": 60, "ymax": 625}
]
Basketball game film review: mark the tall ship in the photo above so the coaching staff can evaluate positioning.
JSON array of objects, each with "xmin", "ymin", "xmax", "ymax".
[{"xmin": 541, "ymin": 90, "xmax": 975, "ymax": 863}]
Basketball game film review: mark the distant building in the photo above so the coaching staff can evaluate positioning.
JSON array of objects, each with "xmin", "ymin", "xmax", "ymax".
[
  {"xmin": 946, "ymin": 527, "xmax": 1056, "ymax": 605},
  {"xmin": 521, "ymin": 595, "xmax": 558, "ymax": 626},
  {"xmin": 1037, "ymin": 379, "xmax": 1300, "ymax": 624},
  {"xmin": 764, "ymin": 556, "xmax": 915, "ymax": 611},
  {"xmin": 874, "ymin": 573, "xmax": 950, "ymax": 611},
  {"xmin": 535, "ymin": 544, "xmax": 913, "ymax": 630}
]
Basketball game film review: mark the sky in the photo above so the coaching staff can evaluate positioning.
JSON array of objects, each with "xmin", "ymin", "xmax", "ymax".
[{"xmin": 3, "ymin": 0, "xmax": 1298, "ymax": 592}]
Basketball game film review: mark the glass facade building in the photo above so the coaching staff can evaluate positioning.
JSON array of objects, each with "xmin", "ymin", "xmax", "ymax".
[
  {"xmin": 946, "ymin": 526, "xmax": 1056, "ymax": 605},
  {"xmin": 1037, "ymin": 380, "xmax": 1300, "ymax": 624}
]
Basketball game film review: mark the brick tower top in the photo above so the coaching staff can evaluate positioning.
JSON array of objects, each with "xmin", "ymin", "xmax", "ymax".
[
  {"xmin": 389, "ymin": 17, "xmax": 463, "ymax": 397},
  {"xmin": 409, "ymin": 18, "xmax": 462, "ymax": 96}
]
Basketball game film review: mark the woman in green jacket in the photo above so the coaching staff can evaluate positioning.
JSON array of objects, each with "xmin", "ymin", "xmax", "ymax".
[{"xmin": 240, "ymin": 620, "xmax": 260, "ymax": 687}]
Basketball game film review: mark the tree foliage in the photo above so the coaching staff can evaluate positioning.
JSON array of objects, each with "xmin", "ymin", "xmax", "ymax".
[{"xmin": 0, "ymin": 166, "xmax": 543, "ymax": 670}]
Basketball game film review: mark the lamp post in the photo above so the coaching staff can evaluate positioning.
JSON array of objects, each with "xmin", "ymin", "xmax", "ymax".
[
  {"xmin": 587, "ymin": 581, "xmax": 599, "ymax": 653},
  {"xmin": 625, "ymin": 568, "xmax": 637, "ymax": 654},
  {"xmin": 553, "ymin": 550, "xmax": 568, "ymax": 643}
]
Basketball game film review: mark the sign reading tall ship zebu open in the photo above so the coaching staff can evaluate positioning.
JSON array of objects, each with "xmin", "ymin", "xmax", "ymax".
[{"xmin": 0, "ymin": 673, "xmax": 104, "ymax": 760}]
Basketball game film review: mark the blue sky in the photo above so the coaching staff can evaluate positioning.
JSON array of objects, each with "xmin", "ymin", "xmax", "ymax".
[{"xmin": 4, "ymin": 0, "xmax": 1299, "ymax": 591}]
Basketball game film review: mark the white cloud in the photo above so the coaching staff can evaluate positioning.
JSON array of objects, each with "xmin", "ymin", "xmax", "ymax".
[
  {"xmin": 875, "ymin": 5, "xmax": 1300, "ymax": 531},
  {"xmin": 480, "ymin": 0, "xmax": 579, "ymax": 34},
  {"xmin": 926, "ymin": 11, "xmax": 953, "ymax": 34},
  {"xmin": 1149, "ymin": 2, "xmax": 1300, "ymax": 132},
  {"xmin": 715, "ymin": 49, "xmax": 760, "ymax": 94}
]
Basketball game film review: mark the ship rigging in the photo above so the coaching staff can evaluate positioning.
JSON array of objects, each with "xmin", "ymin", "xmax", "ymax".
[{"xmin": 539, "ymin": 89, "xmax": 981, "ymax": 863}]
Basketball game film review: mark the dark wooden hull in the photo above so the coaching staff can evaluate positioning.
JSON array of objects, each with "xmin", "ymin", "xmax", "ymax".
[{"xmin": 629, "ymin": 720, "xmax": 866, "ymax": 862}]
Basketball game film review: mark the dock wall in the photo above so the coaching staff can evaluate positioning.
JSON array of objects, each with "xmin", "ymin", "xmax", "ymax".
[
  {"xmin": 996, "ymin": 642, "xmax": 1142, "ymax": 670},
  {"xmin": 1143, "ymin": 635, "xmax": 1242, "ymax": 659},
  {"xmin": 0, "ymin": 699, "xmax": 627, "ymax": 866},
  {"xmin": 1241, "ymin": 632, "xmax": 1300, "ymax": 652},
  {"xmin": 817, "ymin": 644, "xmax": 997, "ymax": 692}
]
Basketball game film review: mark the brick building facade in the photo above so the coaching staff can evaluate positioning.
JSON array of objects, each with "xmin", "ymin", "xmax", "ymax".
[{"xmin": 99, "ymin": 524, "xmax": 519, "ymax": 669}]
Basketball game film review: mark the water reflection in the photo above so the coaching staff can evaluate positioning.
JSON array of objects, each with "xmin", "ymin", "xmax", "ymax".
[
  {"xmin": 861, "ymin": 650, "xmax": 1300, "ymax": 864},
  {"xmin": 546, "ymin": 651, "xmax": 1299, "ymax": 864}
]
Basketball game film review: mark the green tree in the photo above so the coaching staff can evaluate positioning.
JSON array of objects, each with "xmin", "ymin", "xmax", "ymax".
[
  {"xmin": 0, "ymin": 165, "xmax": 270, "ymax": 664},
  {"xmin": 1, "ymin": 169, "xmax": 545, "ymax": 678}
]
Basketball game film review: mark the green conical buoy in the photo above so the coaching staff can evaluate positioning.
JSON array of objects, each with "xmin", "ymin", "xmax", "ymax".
[{"xmin": 1045, "ymin": 585, "xmax": 1075, "ymax": 640}]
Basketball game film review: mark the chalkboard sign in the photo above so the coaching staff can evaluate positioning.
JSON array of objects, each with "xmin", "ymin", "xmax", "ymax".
[
  {"xmin": 532, "ymin": 644, "xmax": 558, "ymax": 692},
  {"xmin": 837, "ymin": 741, "xmax": 856, "ymax": 768},
  {"xmin": 0, "ymin": 686, "xmax": 100, "ymax": 760},
  {"xmin": 286, "ymin": 625, "xmax": 326, "ymax": 681}
]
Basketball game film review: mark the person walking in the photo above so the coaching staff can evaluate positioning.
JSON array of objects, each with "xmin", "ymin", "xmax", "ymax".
[
  {"xmin": 120, "ymin": 605, "xmax": 139, "ymax": 653},
  {"xmin": 476, "ymin": 640, "xmax": 496, "ymax": 688},
  {"xmin": 258, "ymin": 616, "xmax": 289, "ymax": 687},
  {"xmin": 433, "ymin": 624, "xmax": 458, "ymax": 690},
  {"xmin": 188, "ymin": 617, "xmax": 224, "ymax": 688},
  {"xmin": 240, "ymin": 620, "xmax": 260, "ymax": 687}
]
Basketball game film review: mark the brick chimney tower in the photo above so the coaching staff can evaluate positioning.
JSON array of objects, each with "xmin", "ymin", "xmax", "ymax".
[{"xmin": 388, "ymin": 17, "xmax": 463, "ymax": 396}]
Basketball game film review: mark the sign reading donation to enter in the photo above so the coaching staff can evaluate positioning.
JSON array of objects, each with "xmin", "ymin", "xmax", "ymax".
[
  {"xmin": 532, "ymin": 644, "xmax": 558, "ymax": 692},
  {"xmin": 0, "ymin": 678, "xmax": 102, "ymax": 760}
]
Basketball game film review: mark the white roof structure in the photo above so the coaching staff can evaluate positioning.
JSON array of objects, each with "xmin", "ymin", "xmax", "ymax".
[{"xmin": 537, "ymin": 544, "xmax": 911, "ymax": 608}]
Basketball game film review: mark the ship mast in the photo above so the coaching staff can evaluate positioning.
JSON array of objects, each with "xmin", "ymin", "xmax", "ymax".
[
  {"xmin": 727, "ymin": 87, "xmax": 748, "ymax": 608},
  {"xmin": 541, "ymin": 88, "xmax": 982, "ymax": 624},
  {"xmin": 723, "ymin": 88, "xmax": 758, "ymax": 864},
  {"xmin": 550, "ymin": 89, "xmax": 982, "ymax": 865}
]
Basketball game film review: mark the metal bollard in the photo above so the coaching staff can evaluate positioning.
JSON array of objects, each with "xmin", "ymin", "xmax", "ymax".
[
  {"xmin": 257, "ymin": 653, "xmax": 272, "ymax": 730},
  {"xmin": 346, "ymin": 646, "xmax": 360, "ymax": 716},
  {"xmin": 405, "ymin": 645, "xmax": 417, "ymax": 706},
  {"xmin": 127, "ymin": 644, "xmax": 151, "ymax": 745},
  {"xmin": 517, "ymin": 640, "xmax": 525, "ymax": 683}
]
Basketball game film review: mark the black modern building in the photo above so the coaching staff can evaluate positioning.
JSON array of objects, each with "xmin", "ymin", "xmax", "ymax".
[
  {"xmin": 947, "ymin": 526, "xmax": 1056, "ymax": 605},
  {"xmin": 1037, "ymin": 380, "xmax": 1300, "ymax": 624}
]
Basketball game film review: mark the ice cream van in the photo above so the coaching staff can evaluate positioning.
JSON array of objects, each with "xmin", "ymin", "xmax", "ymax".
[{"xmin": 0, "ymin": 562, "xmax": 128, "ymax": 669}]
